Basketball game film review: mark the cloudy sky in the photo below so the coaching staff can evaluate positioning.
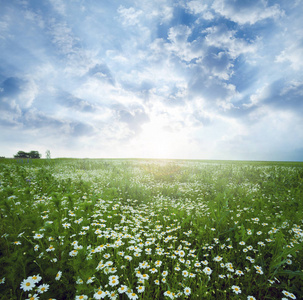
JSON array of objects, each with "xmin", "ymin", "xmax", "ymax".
[{"xmin": 1, "ymin": 0, "xmax": 303, "ymax": 160}]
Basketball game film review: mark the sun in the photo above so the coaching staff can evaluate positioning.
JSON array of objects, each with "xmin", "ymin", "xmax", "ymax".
[{"xmin": 130, "ymin": 122, "xmax": 179, "ymax": 159}]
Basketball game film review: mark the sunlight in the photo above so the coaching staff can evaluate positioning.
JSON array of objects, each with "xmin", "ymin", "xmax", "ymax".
[{"xmin": 133, "ymin": 122, "xmax": 179, "ymax": 159}]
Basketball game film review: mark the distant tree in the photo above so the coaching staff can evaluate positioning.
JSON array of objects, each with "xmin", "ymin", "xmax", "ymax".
[
  {"xmin": 14, "ymin": 151, "xmax": 28, "ymax": 158},
  {"xmin": 45, "ymin": 150, "xmax": 51, "ymax": 159},
  {"xmin": 14, "ymin": 150, "xmax": 41, "ymax": 159},
  {"xmin": 29, "ymin": 151, "xmax": 41, "ymax": 159}
]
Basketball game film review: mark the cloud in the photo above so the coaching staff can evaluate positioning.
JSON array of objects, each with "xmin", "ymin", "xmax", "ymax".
[
  {"xmin": 117, "ymin": 6, "xmax": 143, "ymax": 26},
  {"xmin": 87, "ymin": 64, "xmax": 115, "ymax": 86},
  {"xmin": 57, "ymin": 92, "xmax": 97, "ymax": 113},
  {"xmin": 204, "ymin": 25, "xmax": 257, "ymax": 59},
  {"xmin": 0, "ymin": 76, "xmax": 38, "ymax": 108},
  {"xmin": 116, "ymin": 106, "xmax": 150, "ymax": 134},
  {"xmin": 212, "ymin": 0, "xmax": 284, "ymax": 25}
]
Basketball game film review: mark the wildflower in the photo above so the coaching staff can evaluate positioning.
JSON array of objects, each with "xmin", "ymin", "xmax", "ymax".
[
  {"xmin": 231, "ymin": 285, "xmax": 241, "ymax": 294},
  {"xmin": 26, "ymin": 294, "xmax": 39, "ymax": 300},
  {"xmin": 155, "ymin": 260, "xmax": 162, "ymax": 267},
  {"xmin": 13, "ymin": 241, "xmax": 21, "ymax": 245},
  {"xmin": 282, "ymin": 290, "xmax": 296, "ymax": 299},
  {"xmin": 69, "ymin": 250, "xmax": 78, "ymax": 257},
  {"xmin": 128, "ymin": 292, "xmax": 139, "ymax": 300},
  {"xmin": 20, "ymin": 278, "xmax": 35, "ymax": 291},
  {"xmin": 154, "ymin": 279, "xmax": 160, "ymax": 285},
  {"xmin": 55, "ymin": 271, "xmax": 62, "ymax": 281},
  {"xmin": 94, "ymin": 289, "xmax": 106, "ymax": 299},
  {"xmin": 31, "ymin": 274, "xmax": 42, "ymax": 284},
  {"xmin": 150, "ymin": 267, "xmax": 158, "ymax": 273},
  {"xmin": 137, "ymin": 286, "xmax": 145, "ymax": 293},
  {"xmin": 141, "ymin": 274, "xmax": 149, "ymax": 281},
  {"xmin": 86, "ymin": 276, "xmax": 94, "ymax": 284},
  {"xmin": 37, "ymin": 283, "xmax": 49, "ymax": 293},
  {"xmin": 76, "ymin": 296, "xmax": 88, "ymax": 300},
  {"xmin": 62, "ymin": 223, "xmax": 71, "ymax": 228},
  {"xmin": 182, "ymin": 270, "xmax": 189, "ymax": 277},
  {"xmin": 108, "ymin": 277, "xmax": 119, "ymax": 287},
  {"xmin": 239, "ymin": 241, "xmax": 245, "ymax": 245},
  {"xmin": 235, "ymin": 270, "xmax": 244, "ymax": 276},
  {"xmin": 203, "ymin": 267, "xmax": 212, "ymax": 275},
  {"xmin": 0, "ymin": 277, "xmax": 5, "ymax": 284},
  {"xmin": 76, "ymin": 278, "xmax": 84, "ymax": 284},
  {"xmin": 118, "ymin": 285, "xmax": 128, "ymax": 293},
  {"xmin": 213, "ymin": 256, "xmax": 223, "ymax": 262},
  {"xmin": 34, "ymin": 245, "xmax": 39, "ymax": 251},
  {"xmin": 162, "ymin": 271, "xmax": 168, "ymax": 277},
  {"xmin": 163, "ymin": 290, "xmax": 173, "ymax": 299},
  {"xmin": 33, "ymin": 233, "xmax": 44, "ymax": 239},
  {"xmin": 46, "ymin": 245, "xmax": 55, "ymax": 252},
  {"xmin": 184, "ymin": 287, "xmax": 191, "ymax": 296},
  {"xmin": 247, "ymin": 296, "xmax": 256, "ymax": 300}
]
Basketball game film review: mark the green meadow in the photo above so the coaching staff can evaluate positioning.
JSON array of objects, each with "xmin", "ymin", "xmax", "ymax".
[{"xmin": 0, "ymin": 158, "xmax": 302, "ymax": 300}]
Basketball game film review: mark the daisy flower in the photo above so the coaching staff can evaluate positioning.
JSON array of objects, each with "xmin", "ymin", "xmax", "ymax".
[
  {"xmin": 118, "ymin": 285, "xmax": 127, "ymax": 294},
  {"xmin": 31, "ymin": 274, "xmax": 42, "ymax": 284},
  {"xmin": 75, "ymin": 296, "xmax": 88, "ymax": 300},
  {"xmin": 37, "ymin": 283, "xmax": 49, "ymax": 293},
  {"xmin": 203, "ymin": 267, "xmax": 212, "ymax": 275},
  {"xmin": 137, "ymin": 286, "xmax": 145, "ymax": 293},
  {"xmin": 55, "ymin": 271, "xmax": 62, "ymax": 281},
  {"xmin": 247, "ymin": 296, "xmax": 256, "ymax": 300},
  {"xmin": 26, "ymin": 294, "xmax": 39, "ymax": 300},
  {"xmin": 20, "ymin": 278, "xmax": 35, "ymax": 292},
  {"xmin": 184, "ymin": 287, "xmax": 191, "ymax": 296},
  {"xmin": 128, "ymin": 292, "xmax": 139, "ymax": 300},
  {"xmin": 94, "ymin": 289, "xmax": 106, "ymax": 299},
  {"xmin": 231, "ymin": 285, "xmax": 241, "ymax": 294}
]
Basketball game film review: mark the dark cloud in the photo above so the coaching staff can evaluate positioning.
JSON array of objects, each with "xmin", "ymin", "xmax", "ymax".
[
  {"xmin": 58, "ymin": 92, "xmax": 96, "ymax": 112},
  {"xmin": 263, "ymin": 81, "xmax": 303, "ymax": 112},
  {"xmin": 189, "ymin": 70, "xmax": 233, "ymax": 103},
  {"xmin": 87, "ymin": 64, "xmax": 115, "ymax": 86},
  {"xmin": 117, "ymin": 106, "xmax": 150, "ymax": 133},
  {"xmin": 202, "ymin": 49, "xmax": 231, "ymax": 76},
  {"xmin": 119, "ymin": 80, "xmax": 155, "ymax": 101},
  {"xmin": 70, "ymin": 121, "xmax": 95, "ymax": 137}
]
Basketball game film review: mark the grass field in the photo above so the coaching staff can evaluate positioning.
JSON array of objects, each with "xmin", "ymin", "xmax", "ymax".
[{"xmin": 0, "ymin": 158, "xmax": 302, "ymax": 299}]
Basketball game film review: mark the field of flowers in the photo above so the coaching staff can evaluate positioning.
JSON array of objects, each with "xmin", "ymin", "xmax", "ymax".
[{"xmin": 0, "ymin": 158, "xmax": 302, "ymax": 300}]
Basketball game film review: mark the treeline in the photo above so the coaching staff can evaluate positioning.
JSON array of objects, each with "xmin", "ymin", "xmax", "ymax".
[{"xmin": 14, "ymin": 151, "xmax": 41, "ymax": 159}]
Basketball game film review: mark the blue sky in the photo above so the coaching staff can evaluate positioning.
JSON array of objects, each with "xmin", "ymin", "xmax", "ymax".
[{"xmin": 1, "ymin": 0, "xmax": 303, "ymax": 160}]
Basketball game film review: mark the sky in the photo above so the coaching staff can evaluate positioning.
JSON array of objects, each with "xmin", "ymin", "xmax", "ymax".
[{"xmin": 0, "ymin": 0, "xmax": 303, "ymax": 161}]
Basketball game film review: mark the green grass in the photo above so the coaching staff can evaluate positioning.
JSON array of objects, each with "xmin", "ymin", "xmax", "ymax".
[{"xmin": 0, "ymin": 158, "xmax": 302, "ymax": 299}]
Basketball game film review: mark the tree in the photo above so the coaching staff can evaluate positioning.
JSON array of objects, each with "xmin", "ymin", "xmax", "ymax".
[
  {"xmin": 45, "ymin": 150, "xmax": 51, "ymax": 160},
  {"xmin": 14, "ymin": 150, "xmax": 41, "ymax": 159}
]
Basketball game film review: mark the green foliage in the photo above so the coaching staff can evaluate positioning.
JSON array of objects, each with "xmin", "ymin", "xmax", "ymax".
[{"xmin": 0, "ymin": 159, "xmax": 302, "ymax": 299}]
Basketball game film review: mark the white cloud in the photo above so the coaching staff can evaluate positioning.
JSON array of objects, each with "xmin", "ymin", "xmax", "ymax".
[
  {"xmin": 212, "ymin": 0, "xmax": 284, "ymax": 25},
  {"xmin": 49, "ymin": 0, "xmax": 66, "ymax": 15},
  {"xmin": 275, "ymin": 44, "xmax": 303, "ymax": 71},
  {"xmin": 204, "ymin": 25, "xmax": 257, "ymax": 59},
  {"xmin": 117, "ymin": 6, "xmax": 143, "ymax": 26},
  {"xmin": 186, "ymin": 1, "xmax": 208, "ymax": 14}
]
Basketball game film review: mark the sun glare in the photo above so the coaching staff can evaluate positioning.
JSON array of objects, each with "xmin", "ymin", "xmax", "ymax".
[{"xmin": 134, "ymin": 122, "xmax": 178, "ymax": 159}]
